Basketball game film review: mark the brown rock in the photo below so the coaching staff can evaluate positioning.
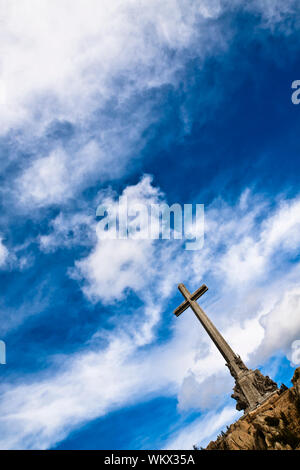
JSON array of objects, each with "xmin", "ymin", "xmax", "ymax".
[{"xmin": 206, "ymin": 367, "xmax": 300, "ymax": 450}]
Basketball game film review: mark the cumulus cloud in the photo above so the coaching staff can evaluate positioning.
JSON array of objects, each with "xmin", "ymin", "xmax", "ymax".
[
  {"xmin": 73, "ymin": 175, "xmax": 165, "ymax": 303},
  {"xmin": 258, "ymin": 286, "xmax": 300, "ymax": 360}
]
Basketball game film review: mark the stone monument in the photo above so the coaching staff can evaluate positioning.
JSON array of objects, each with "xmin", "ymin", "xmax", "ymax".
[{"xmin": 174, "ymin": 283, "xmax": 278, "ymax": 413}]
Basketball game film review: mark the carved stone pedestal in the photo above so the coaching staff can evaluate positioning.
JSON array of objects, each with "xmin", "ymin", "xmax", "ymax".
[{"xmin": 227, "ymin": 359, "xmax": 278, "ymax": 413}]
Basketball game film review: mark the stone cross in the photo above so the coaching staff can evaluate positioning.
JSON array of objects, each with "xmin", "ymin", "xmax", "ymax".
[{"xmin": 174, "ymin": 283, "xmax": 278, "ymax": 413}]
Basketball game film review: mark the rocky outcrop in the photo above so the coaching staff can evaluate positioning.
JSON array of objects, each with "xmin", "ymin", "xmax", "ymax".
[{"xmin": 206, "ymin": 367, "xmax": 300, "ymax": 450}]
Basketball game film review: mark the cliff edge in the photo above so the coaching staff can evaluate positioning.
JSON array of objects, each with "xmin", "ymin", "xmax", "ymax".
[{"xmin": 206, "ymin": 367, "xmax": 300, "ymax": 450}]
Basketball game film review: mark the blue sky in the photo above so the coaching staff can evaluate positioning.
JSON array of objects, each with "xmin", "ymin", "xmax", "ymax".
[{"xmin": 0, "ymin": 0, "xmax": 300, "ymax": 450}]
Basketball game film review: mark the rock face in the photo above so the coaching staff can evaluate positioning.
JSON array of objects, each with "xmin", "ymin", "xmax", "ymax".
[{"xmin": 206, "ymin": 368, "xmax": 300, "ymax": 450}]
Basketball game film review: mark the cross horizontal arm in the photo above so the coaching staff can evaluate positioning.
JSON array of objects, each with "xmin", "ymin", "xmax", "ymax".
[{"xmin": 173, "ymin": 284, "xmax": 208, "ymax": 317}]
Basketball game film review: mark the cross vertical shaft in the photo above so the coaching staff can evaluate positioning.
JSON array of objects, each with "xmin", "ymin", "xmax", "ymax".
[
  {"xmin": 174, "ymin": 282, "xmax": 278, "ymax": 413},
  {"xmin": 177, "ymin": 283, "xmax": 238, "ymax": 367}
]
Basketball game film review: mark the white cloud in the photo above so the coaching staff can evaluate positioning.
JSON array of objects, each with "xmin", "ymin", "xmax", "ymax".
[
  {"xmin": 178, "ymin": 372, "xmax": 233, "ymax": 412},
  {"xmin": 0, "ymin": 0, "xmax": 294, "ymax": 134},
  {"xmin": 258, "ymin": 286, "xmax": 300, "ymax": 360},
  {"xmin": 3, "ymin": 0, "xmax": 214, "ymax": 207},
  {"xmin": 73, "ymin": 175, "xmax": 164, "ymax": 303},
  {"xmin": 246, "ymin": 0, "xmax": 298, "ymax": 27},
  {"xmin": 18, "ymin": 149, "xmax": 70, "ymax": 205},
  {"xmin": 0, "ymin": 0, "xmax": 223, "ymax": 134},
  {"xmin": 0, "ymin": 237, "xmax": 8, "ymax": 267},
  {"xmin": 39, "ymin": 211, "xmax": 95, "ymax": 252},
  {"xmin": 0, "ymin": 0, "xmax": 300, "ymax": 450},
  {"xmin": 0, "ymin": 327, "xmax": 196, "ymax": 449},
  {"xmin": 4, "ymin": 0, "xmax": 297, "ymax": 208},
  {"xmin": 1, "ymin": 180, "xmax": 300, "ymax": 449},
  {"xmin": 201, "ymin": 194, "xmax": 300, "ymax": 288},
  {"xmin": 163, "ymin": 406, "xmax": 238, "ymax": 450},
  {"xmin": 16, "ymin": 138, "xmax": 128, "ymax": 207}
]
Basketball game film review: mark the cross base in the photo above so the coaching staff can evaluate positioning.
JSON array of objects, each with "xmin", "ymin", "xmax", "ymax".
[{"xmin": 227, "ymin": 363, "xmax": 278, "ymax": 413}]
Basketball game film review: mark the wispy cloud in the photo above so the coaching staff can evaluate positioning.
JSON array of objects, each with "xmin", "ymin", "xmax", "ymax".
[
  {"xmin": 1, "ymin": 0, "xmax": 300, "ymax": 451},
  {"xmin": 1, "ymin": 0, "xmax": 226, "ymax": 208},
  {"xmin": 2, "ymin": 0, "xmax": 297, "ymax": 210},
  {"xmin": 1, "ymin": 176, "xmax": 300, "ymax": 448},
  {"xmin": 163, "ymin": 406, "xmax": 238, "ymax": 450}
]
